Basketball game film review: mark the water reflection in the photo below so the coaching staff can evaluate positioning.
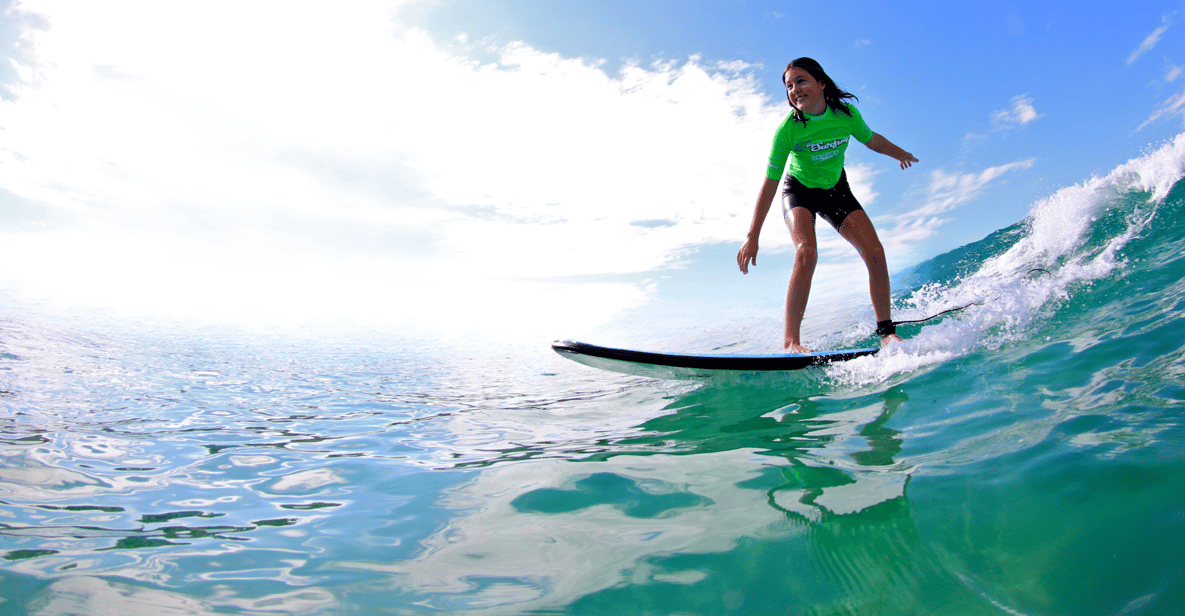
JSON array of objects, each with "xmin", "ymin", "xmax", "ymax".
[
  {"xmin": 766, "ymin": 387, "xmax": 909, "ymax": 521},
  {"xmin": 0, "ymin": 311, "xmax": 1002, "ymax": 614},
  {"xmin": 23, "ymin": 576, "xmax": 337, "ymax": 616},
  {"xmin": 366, "ymin": 381, "xmax": 933, "ymax": 613}
]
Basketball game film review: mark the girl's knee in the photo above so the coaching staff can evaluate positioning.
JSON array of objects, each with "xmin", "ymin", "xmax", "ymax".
[{"xmin": 794, "ymin": 245, "xmax": 818, "ymax": 266}]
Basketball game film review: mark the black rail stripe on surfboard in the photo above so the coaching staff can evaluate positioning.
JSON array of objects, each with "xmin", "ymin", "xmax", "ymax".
[{"xmin": 551, "ymin": 340, "xmax": 878, "ymax": 372}]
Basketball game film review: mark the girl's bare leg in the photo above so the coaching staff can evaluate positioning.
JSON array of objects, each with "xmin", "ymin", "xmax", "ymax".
[
  {"xmin": 837, "ymin": 210, "xmax": 902, "ymax": 346},
  {"xmin": 784, "ymin": 206, "xmax": 818, "ymax": 352}
]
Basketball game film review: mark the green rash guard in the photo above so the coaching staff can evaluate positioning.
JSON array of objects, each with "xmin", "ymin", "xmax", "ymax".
[{"xmin": 765, "ymin": 103, "xmax": 874, "ymax": 189}]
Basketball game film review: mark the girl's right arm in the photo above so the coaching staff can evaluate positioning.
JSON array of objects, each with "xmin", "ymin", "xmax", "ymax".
[{"xmin": 738, "ymin": 176, "xmax": 781, "ymax": 274}]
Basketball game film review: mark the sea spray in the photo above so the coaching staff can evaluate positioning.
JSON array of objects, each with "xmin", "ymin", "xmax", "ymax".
[{"xmin": 824, "ymin": 134, "xmax": 1185, "ymax": 389}]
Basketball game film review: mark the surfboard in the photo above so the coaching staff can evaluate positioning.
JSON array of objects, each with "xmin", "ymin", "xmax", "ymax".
[{"xmin": 552, "ymin": 340, "xmax": 879, "ymax": 379}]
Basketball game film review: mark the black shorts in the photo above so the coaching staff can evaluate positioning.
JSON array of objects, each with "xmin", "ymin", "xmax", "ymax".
[{"xmin": 781, "ymin": 170, "xmax": 864, "ymax": 231}]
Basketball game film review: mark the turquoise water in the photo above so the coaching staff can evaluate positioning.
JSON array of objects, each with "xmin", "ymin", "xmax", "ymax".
[{"xmin": 3, "ymin": 139, "xmax": 1185, "ymax": 615}]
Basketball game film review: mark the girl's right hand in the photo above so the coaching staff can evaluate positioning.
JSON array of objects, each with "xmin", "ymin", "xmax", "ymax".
[{"xmin": 738, "ymin": 239, "xmax": 758, "ymax": 274}]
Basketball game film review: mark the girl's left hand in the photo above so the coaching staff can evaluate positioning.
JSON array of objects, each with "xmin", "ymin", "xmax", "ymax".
[{"xmin": 898, "ymin": 153, "xmax": 919, "ymax": 169}]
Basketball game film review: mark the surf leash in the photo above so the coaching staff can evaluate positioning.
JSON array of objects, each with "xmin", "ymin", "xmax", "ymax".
[
  {"xmin": 889, "ymin": 301, "xmax": 983, "ymax": 328},
  {"xmin": 885, "ymin": 268, "xmax": 1049, "ymax": 331},
  {"xmin": 877, "ymin": 301, "xmax": 978, "ymax": 336}
]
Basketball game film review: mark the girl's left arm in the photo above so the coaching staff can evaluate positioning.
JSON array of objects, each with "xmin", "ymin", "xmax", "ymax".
[{"xmin": 864, "ymin": 133, "xmax": 918, "ymax": 170}]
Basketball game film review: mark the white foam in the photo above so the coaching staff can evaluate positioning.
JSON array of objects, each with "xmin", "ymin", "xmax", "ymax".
[{"xmin": 827, "ymin": 134, "xmax": 1185, "ymax": 386}]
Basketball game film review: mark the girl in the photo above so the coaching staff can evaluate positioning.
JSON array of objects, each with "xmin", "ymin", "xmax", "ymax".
[{"xmin": 737, "ymin": 57, "xmax": 918, "ymax": 352}]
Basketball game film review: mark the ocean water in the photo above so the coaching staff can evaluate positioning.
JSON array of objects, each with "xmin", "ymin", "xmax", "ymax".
[{"xmin": 3, "ymin": 136, "xmax": 1185, "ymax": 616}]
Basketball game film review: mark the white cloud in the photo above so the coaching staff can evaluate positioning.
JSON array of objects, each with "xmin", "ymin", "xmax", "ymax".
[
  {"xmin": 6, "ymin": 58, "xmax": 32, "ymax": 82},
  {"xmin": 877, "ymin": 160, "xmax": 1035, "ymax": 256},
  {"xmin": 844, "ymin": 162, "xmax": 881, "ymax": 205},
  {"xmin": 0, "ymin": 0, "xmax": 928, "ymax": 342},
  {"xmin": 991, "ymin": 95, "xmax": 1041, "ymax": 130},
  {"xmin": 1167, "ymin": 65, "xmax": 1183, "ymax": 82},
  {"xmin": 1128, "ymin": 16, "xmax": 1173, "ymax": 65},
  {"xmin": 919, "ymin": 160, "xmax": 1036, "ymax": 216},
  {"xmin": 1137, "ymin": 88, "xmax": 1185, "ymax": 131},
  {"xmin": 961, "ymin": 130, "xmax": 990, "ymax": 150}
]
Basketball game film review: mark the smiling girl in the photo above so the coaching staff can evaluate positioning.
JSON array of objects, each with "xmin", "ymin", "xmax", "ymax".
[{"xmin": 737, "ymin": 57, "xmax": 918, "ymax": 352}]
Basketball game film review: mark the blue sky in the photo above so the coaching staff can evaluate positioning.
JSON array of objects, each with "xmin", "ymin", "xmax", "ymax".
[
  {"xmin": 401, "ymin": 0, "xmax": 1185, "ymax": 245},
  {"xmin": 1, "ymin": 0, "xmax": 1184, "ymax": 345}
]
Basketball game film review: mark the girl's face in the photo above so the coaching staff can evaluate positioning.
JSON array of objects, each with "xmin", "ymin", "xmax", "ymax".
[{"xmin": 784, "ymin": 67, "xmax": 827, "ymax": 116}]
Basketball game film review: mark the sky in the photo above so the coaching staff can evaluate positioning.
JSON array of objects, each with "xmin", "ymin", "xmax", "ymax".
[{"xmin": 1, "ymin": 0, "xmax": 1184, "ymax": 346}]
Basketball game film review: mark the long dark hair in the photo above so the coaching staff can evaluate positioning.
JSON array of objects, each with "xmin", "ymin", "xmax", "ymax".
[{"xmin": 783, "ymin": 57, "xmax": 858, "ymax": 126}]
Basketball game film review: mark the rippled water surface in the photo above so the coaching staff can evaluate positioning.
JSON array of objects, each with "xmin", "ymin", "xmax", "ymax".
[{"xmin": 3, "ymin": 149, "xmax": 1185, "ymax": 614}]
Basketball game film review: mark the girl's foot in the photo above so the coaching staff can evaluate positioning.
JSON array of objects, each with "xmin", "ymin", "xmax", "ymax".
[
  {"xmin": 879, "ymin": 334, "xmax": 904, "ymax": 347},
  {"xmin": 785, "ymin": 342, "xmax": 814, "ymax": 353}
]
